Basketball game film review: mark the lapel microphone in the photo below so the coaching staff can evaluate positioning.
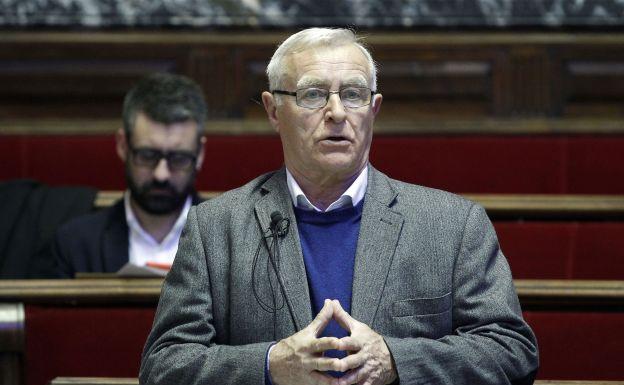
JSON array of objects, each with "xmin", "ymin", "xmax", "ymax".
[
  {"xmin": 270, "ymin": 211, "xmax": 290, "ymax": 238},
  {"xmin": 251, "ymin": 210, "xmax": 298, "ymax": 337},
  {"xmin": 252, "ymin": 211, "xmax": 293, "ymax": 319}
]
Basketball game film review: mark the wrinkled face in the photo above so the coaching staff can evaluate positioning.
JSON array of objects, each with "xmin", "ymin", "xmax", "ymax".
[
  {"xmin": 265, "ymin": 44, "xmax": 382, "ymax": 183},
  {"xmin": 117, "ymin": 112, "xmax": 205, "ymax": 215}
]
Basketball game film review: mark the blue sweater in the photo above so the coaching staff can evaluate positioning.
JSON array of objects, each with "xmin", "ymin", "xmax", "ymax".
[
  {"xmin": 265, "ymin": 201, "xmax": 364, "ymax": 383},
  {"xmin": 294, "ymin": 200, "xmax": 364, "ymax": 359}
]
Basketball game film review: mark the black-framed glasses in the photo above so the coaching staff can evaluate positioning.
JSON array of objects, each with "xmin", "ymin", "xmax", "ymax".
[
  {"xmin": 272, "ymin": 87, "xmax": 376, "ymax": 109},
  {"xmin": 129, "ymin": 146, "xmax": 197, "ymax": 172}
]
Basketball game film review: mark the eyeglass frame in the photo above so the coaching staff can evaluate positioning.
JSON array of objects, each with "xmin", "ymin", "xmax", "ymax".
[
  {"xmin": 271, "ymin": 87, "xmax": 377, "ymax": 109},
  {"xmin": 127, "ymin": 144, "xmax": 199, "ymax": 172}
]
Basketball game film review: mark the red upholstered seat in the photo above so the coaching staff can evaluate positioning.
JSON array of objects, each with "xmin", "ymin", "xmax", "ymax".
[
  {"xmin": 23, "ymin": 305, "xmax": 624, "ymax": 384},
  {"xmin": 25, "ymin": 306, "xmax": 155, "ymax": 385},
  {"xmin": 4, "ymin": 134, "xmax": 624, "ymax": 194},
  {"xmin": 496, "ymin": 222, "xmax": 624, "ymax": 279},
  {"xmin": 524, "ymin": 311, "xmax": 624, "ymax": 380}
]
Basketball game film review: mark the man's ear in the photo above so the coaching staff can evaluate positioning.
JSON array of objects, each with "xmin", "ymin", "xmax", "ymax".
[
  {"xmin": 195, "ymin": 136, "xmax": 206, "ymax": 171},
  {"xmin": 371, "ymin": 93, "xmax": 383, "ymax": 117},
  {"xmin": 261, "ymin": 91, "xmax": 280, "ymax": 133},
  {"xmin": 115, "ymin": 128, "xmax": 128, "ymax": 162}
]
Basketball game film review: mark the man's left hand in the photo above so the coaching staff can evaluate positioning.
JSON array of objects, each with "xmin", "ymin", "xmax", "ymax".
[{"xmin": 331, "ymin": 300, "xmax": 398, "ymax": 385}]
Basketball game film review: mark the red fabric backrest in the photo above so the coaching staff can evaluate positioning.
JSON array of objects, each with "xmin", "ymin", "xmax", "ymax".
[
  {"xmin": 23, "ymin": 305, "xmax": 624, "ymax": 384},
  {"xmin": 4, "ymin": 134, "xmax": 624, "ymax": 194},
  {"xmin": 524, "ymin": 311, "xmax": 624, "ymax": 380},
  {"xmin": 24, "ymin": 305, "xmax": 156, "ymax": 385},
  {"xmin": 495, "ymin": 222, "xmax": 624, "ymax": 279}
]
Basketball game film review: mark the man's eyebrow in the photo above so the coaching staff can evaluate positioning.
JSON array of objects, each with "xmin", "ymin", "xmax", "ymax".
[
  {"xmin": 295, "ymin": 76, "xmax": 369, "ymax": 89},
  {"xmin": 296, "ymin": 77, "xmax": 328, "ymax": 89},
  {"xmin": 341, "ymin": 77, "xmax": 368, "ymax": 88}
]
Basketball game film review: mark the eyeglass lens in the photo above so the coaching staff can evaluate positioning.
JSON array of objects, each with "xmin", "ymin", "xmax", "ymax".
[
  {"xmin": 296, "ymin": 87, "xmax": 372, "ymax": 108},
  {"xmin": 132, "ymin": 148, "xmax": 196, "ymax": 171}
]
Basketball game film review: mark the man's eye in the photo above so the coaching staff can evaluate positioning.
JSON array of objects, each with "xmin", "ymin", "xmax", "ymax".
[
  {"xmin": 342, "ymin": 88, "xmax": 363, "ymax": 100},
  {"xmin": 137, "ymin": 150, "xmax": 160, "ymax": 161},
  {"xmin": 169, "ymin": 154, "xmax": 191, "ymax": 165},
  {"xmin": 301, "ymin": 88, "xmax": 326, "ymax": 100}
]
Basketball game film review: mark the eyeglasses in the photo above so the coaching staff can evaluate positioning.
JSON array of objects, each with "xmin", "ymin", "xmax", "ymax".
[
  {"xmin": 129, "ymin": 146, "xmax": 197, "ymax": 172},
  {"xmin": 272, "ymin": 87, "xmax": 376, "ymax": 109}
]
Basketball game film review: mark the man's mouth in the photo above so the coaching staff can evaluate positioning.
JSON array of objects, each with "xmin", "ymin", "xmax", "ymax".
[
  {"xmin": 321, "ymin": 136, "xmax": 350, "ymax": 143},
  {"xmin": 148, "ymin": 187, "xmax": 174, "ymax": 196}
]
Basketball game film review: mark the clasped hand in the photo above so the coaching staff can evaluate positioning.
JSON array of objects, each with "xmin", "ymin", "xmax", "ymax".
[{"xmin": 269, "ymin": 299, "xmax": 397, "ymax": 385}]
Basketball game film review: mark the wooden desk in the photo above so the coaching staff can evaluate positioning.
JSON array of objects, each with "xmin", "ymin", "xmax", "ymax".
[
  {"xmin": 95, "ymin": 192, "xmax": 624, "ymax": 220},
  {"xmin": 3, "ymin": 278, "xmax": 623, "ymax": 307},
  {"xmin": 1, "ymin": 279, "xmax": 623, "ymax": 385}
]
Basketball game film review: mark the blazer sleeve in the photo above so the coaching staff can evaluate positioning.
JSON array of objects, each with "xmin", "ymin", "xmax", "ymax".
[
  {"xmin": 139, "ymin": 206, "xmax": 272, "ymax": 385},
  {"xmin": 384, "ymin": 203, "xmax": 539, "ymax": 385},
  {"xmin": 49, "ymin": 229, "xmax": 74, "ymax": 279}
]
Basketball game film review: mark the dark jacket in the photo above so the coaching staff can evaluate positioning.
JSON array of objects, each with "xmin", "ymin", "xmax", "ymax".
[
  {"xmin": 52, "ymin": 199, "xmax": 128, "ymax": 278},
  {"xmin": 52, "ymin": 194, "xmax": 202, "ymax": 278},
  {"xmin": 0, "ymin": 180, "xmax": 97, "ymax": 279}
]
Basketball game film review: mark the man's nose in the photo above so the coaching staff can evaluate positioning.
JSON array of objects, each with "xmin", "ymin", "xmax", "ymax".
[
  {"xmin": 325, "ymin": 93, "xmax": 347, "ymax": 122},
  {"xmin": 153, "ymin": 158, "xmax": 172, "ymax": 181}
]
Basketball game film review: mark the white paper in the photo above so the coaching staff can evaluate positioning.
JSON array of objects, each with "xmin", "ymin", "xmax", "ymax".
[{"xmin": 116, "ymin": 262, "xmax": 169, "ymax": 277}]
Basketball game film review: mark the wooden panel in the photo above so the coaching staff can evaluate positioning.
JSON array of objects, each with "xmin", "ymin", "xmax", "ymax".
[
  {"xmin": 0, "ymin": 39, "xmax": 187, "ymax": 119},
  {"xmin": 506, "ymin": 46, "xmax": 555, "ymax": 116},
  {"xmin": 2, "ymin": 32, "xmax": 624, "ymax": 130},
  {"xmin": 92, "ymin": 192, "xmax": 624, "ymax": 219},
  {"xmin": 461, "ymin": 194, "xmax": 624, "ymax": 219},
  {"xmin": 568, "ymin": 62, "xmax": 624, "ymax": 97},
  {"xmin": 516, "ymin": 280, "xmax": 624, "ymax": 308},
  {"xmin": 0, "ymin": 279, "xmax": 162, "ymax": 305},
  {"xmin": 241, "ymin": 45, "xmax": 287, "ymax": 119},
  {"xmin": 4, "ymin": 117, "xmax": 624, "ymax": 135},
  {"xmin": 186, "ymin": 47, "xmax": 243, "ymax": 118},
  {"xmin": 380, "ymin": 59, "xmax": 491, "ymax": 120},
  {"xmin": 559, "ymin": 47, "xmax": 624, "ymax": 117},
  {"xmin": 50, "ymin": 379, "xmax": 137, "ymax": 385},
  {"xmin": 372, "ymin": 45, "xmax": 498, "ymax": 120},
  {"xmin": 1, "ymin": 279, "xmax": 623, "ymax": 309}
]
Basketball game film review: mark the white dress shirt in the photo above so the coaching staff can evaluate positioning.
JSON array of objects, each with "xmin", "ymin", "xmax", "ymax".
[
  {"xmin": 124, "ymin": 192, "xmax": 192, "ymax": 267},
  {"xmin": 285, "ymin": 166, "xmax": 368, "ymax": 211}
]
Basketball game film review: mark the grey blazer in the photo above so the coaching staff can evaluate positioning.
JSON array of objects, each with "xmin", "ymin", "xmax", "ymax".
[{"xmin": 140, "ymin": 166, "xmax": 538, "ymax": 385}]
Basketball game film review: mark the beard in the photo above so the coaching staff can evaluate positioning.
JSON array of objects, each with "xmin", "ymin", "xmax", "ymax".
[{"xmin": 126, "ymin": 165, "xmax": 196, "ymax": 216}]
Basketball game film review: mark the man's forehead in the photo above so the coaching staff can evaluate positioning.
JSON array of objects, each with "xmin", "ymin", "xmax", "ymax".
[
  {"xmin": 285, "ymin": 45, "xmax": 371, "ymax": 87},
  {"xmin": 132, "ymin": 113, "xmax": 199, "ymax": 147}
]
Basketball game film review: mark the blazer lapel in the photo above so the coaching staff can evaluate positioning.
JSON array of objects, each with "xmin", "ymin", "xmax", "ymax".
[
  {"xmin": 254, "ymin": 169, "xmax": 313, "ymax": 332},
  {"xmin": 101, "ymin": 200, "xmax": 129, "ymax": 273},
  {"xmin": 351, "ymin": 166, "xmax": 404, "ymax": 326}
]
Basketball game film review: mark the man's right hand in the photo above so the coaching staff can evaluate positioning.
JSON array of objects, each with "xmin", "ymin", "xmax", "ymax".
[{"xmin": 269, "ymin": 299, "xmax": 343, "ymax": 385}]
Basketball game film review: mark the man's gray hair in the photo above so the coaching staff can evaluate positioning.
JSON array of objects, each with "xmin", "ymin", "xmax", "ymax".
[{"xmin": 266, "ymin": 28, "xmax": 377, "ymax": 92}]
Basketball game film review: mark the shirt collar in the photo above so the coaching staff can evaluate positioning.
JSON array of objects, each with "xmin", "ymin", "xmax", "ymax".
[
  {"xmin": 285, "ymin": 166, "xmax": 368, "ymax": 212},
  {"xmin": 124, "ymin": 191, "xmax": 192, "ymax": 245}
]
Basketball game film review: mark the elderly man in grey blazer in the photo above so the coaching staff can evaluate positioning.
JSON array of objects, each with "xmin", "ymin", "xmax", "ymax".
[{"xmin": 140, "ymin": 28, "xmax": 538, "ymax": 385}]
